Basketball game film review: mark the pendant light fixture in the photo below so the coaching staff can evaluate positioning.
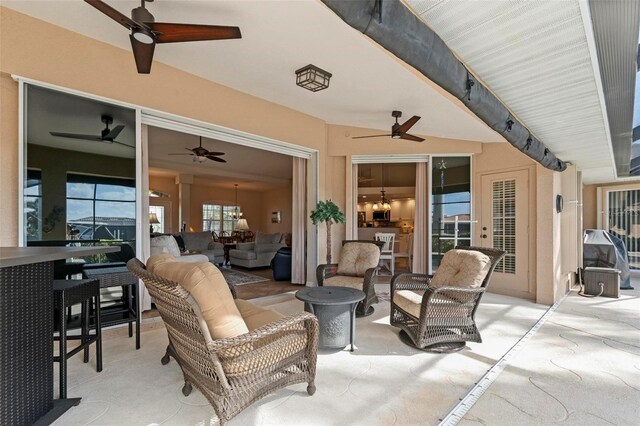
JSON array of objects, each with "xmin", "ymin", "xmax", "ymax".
[
  {"xmin": 372, "ymin": 164, "xmax": 391, "ymax": 212},
  {"xmin": 231, "ymin": 184, "xmax": 243, "ymax": 219}
]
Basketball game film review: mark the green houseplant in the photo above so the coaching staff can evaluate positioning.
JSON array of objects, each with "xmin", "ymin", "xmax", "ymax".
[{"xmin": 310, "ymin": 200, "xmax": 345, "ymax": 264}]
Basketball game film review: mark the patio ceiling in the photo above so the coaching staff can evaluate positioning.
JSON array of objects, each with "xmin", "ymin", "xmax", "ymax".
[
  {"xmin": 2, "ymin": 0, "xmax": 501, "ymax": 143},
  {"xmin": 405, "ymin": 0, "xmax": 627, "ymax": 184}
]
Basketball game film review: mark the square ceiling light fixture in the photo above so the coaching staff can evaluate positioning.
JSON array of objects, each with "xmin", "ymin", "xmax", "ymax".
[{"xmin": 295, "ymin": 64, "xmax": 332, "ymax": 92}]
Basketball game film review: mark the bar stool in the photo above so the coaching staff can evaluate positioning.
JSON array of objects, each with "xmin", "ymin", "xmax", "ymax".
[{"xmin": 53, "ymin": 279, "xmax": 102, "ymax": 399}]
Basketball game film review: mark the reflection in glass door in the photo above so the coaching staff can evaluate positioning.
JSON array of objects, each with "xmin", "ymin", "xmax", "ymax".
[
  {"xmin": 431, "ymin": 157, "xmax": 471, "ymax": 270},
  {"xmin": 607, "ymin": 189, "xmax": 640, "ymax": 270}
]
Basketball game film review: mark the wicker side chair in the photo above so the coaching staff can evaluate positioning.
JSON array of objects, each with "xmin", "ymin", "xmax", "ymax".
[
  {"xmin": 127, "ymin": 258, "xmax": 318, "ymax": 425},
  {"xmin": 317, "ymin": 240, "xmax": 384, "ymax": 317},
  {"xmin": 390, "ymin": 246, "xmax": 505, "ymax": 353}
]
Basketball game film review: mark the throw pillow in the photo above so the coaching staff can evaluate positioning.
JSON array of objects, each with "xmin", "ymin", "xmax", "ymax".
[
  {"xmin": 336, "ymin": 242, "xmax": 381, "ymax": 277},
  {"xmin": 430, "ymin": 249, "xmax": 491, "ymax": 288},
  {"xmin": 150, "ymin": 235, "xmax": 181, "ymax": 257},
  {"xmin": 152, "ymin": 260, "xmax": 249, "ymax": 339},
  {"xmin": 173, "ymin": 235, "xmax": 186, "ymax": 252}
]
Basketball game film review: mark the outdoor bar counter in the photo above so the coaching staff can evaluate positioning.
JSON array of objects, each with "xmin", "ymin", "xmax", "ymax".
[{"xmin": 0, "ymin": 246, "xmax": 118, "ymax": 425}]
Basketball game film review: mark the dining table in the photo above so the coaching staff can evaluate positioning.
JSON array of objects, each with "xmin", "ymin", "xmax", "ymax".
[{"xmin": 0, "ymin": 245, "xmax": 119, "ymax": 425}]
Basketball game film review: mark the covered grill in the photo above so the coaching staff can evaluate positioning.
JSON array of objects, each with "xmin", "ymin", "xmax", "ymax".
[{"xmin": 583, "ymin": 229, "xmax": 632, "ymax": 289}]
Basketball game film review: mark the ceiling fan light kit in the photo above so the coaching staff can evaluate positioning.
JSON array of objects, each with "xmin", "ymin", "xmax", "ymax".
[
  {"xmin": 168, "ymin": 136, "xmax": 227, "ymax": 163},
  {"xmin": 295, "ymin": 64, "xmax": 332, "ymax": 92},
  {"xmin": 85, "ymin": 0, "xmax": 241, "ymax": 74}
]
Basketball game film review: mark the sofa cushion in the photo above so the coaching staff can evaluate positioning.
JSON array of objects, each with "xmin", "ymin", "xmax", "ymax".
[
  {"xmin": 393, "ymin": 290, "xmax": 424, "ymax": 318},
  {"xmin": 150, "ymin": 235, "xmax": 181, "ymax": 257},
  {"xmin": 430, "ymin": 249, "xmax": 491, "ymax": 289},
  {"xmin": 255, "ymin": 231, "xmax": 282, "ymax": 244},
  {"xmin": 324, "ymin": 275, "xmax": 364, "ymax": 290},
  {"xmin": 234, "ymin": 299, "xmax": 284, "ymax": 331},
  {"xmin": 229, "ymin": 249, "xmax": 257, "ymax": 260},
  {"xmin": 180, "ymin": 231, "xmax": 214, "ymax": 252},
  {"xmin": 336, "ymin": 242, "xmax": 380, "ymax": 277},
  {"xmin": 255, "ymin": 243, "xmax": 284, "ymax": 254},
  {"xmin": 151, "ymin": 257, "xmax": 249, "ymax": 339}
]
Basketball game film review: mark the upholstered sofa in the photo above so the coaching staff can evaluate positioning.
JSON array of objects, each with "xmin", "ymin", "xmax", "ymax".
[
  {"xmin": 149, "ymin": 235, "xmax": 210, "ymax": 264},
  {"xmin": 128, "ymin": 254, "xmax": 318, "ymax": 425},
  {"xmin": 180, "ymin": 231, "xmax": 225, "ymax": 265},
  {"xmin": 228, "ymin": 232, "xmax": 286, "ymax": 269}
]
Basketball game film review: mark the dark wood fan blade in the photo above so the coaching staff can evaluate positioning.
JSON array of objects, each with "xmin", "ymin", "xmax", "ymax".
[
  {"xmin": 111, "ymin": 140, "xmax": 135, "ymax": 149},
  {"xmin": 129, "ymin": 35, "xmax": 155, "ymax": 74},
  {"xmin": 204, "ymin": 152, "xmax": 225, "ymax": 156},
  {"xmin": 85, "ymin": 0, "xmax": 143, "ymax": 31},
  {"xmin": 206, "ymin": 155, "xmax": 227, "ymax": 163},
  {"xmin": 50, "ymin": 132, "xmax": 103, "ymax": 141},
  {"xmin": 168, "ymin": 153, "xmax": 194, "ymax": 156},
  {"xmin": 397, "ymin": 116, "xmax": 421, "ymax": 134},
  {"xmin": 148, "ymin": 23, "xmax": 241, "ymax": 43},
  {"xmin": 351, "ymin": 134, "xmax": 392, "ymax": 139},
  {"xmin": 400, "ymin": 133, "xmax": 425, "ymax": 142},
  {"xmin": 104, "ymin": 125, "xmax": 124, "ymax": 140}
]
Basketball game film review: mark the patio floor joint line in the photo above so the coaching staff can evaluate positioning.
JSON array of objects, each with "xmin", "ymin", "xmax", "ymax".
[{"xmin": 438, "ymin": 291, "xmax": 570, "ymax": 426}]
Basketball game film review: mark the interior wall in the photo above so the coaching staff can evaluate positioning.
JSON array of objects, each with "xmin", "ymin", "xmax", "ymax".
[
  {"xmin": 148, "ymin": 175, "xmax": 179, "ymax": 232},
  {"xmin": 0, "ymin": 74, "xmax": 19, "ymax": 246},
  {"xmin": 260, "ymin": 185, "xmax": 293, "ymax": 235}
]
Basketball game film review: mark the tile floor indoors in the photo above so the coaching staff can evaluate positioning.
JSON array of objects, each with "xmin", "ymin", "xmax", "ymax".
[{"xmin": 51, "ymin": 281, "xmax": 638, "ymax": 425}]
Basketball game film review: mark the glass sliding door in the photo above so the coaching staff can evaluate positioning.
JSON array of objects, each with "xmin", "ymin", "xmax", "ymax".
[
  {"xmin": 606, "ymin": 188, "xmax": 640, "ymax": 270},
  {"xmin": 431, "ymin": 157, "xmax": 471, "ymax": 271}
]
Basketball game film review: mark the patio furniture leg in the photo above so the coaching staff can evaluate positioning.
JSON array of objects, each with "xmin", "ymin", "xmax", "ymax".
[
  {"xmin": 83, "ymin": 299, "xmax": 89, "ymax": 363},
  {"xmin": 96, "ymin": 292, "xmax": 102, "ymax": 372},
  {"xmin": 58, "ymin": 292, "xmax": 67, "ymax": 399}
]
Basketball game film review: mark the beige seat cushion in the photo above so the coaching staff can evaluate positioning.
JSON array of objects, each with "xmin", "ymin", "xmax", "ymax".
[
  {"xmin": 151, "ymin": 257, "xmax": 249, "ymax": 339},
  {"xmin": 324, "ymin": 275, "xmax": 364, "ymax": 290},
  {"xmin": 394, "ymin": 290, "xmax": 425, "ymax": 318},
  {"xmin": 336, "ymin": 242, "xmax": 380, "ymax": 277},
  {"xmin": 146, "ymin": 253, "xmax": 177, "ymax": 274},
  {"xmin": 235, "ymin": 299, "xmax": 284, "ymax": 331},
  {"xmin": 430, "ymin": 249, "xmax": 491, "ymax": 289}
]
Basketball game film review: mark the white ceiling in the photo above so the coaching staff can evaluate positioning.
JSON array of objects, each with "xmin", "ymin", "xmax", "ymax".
[
  {"xmin": 407, "ymin": 0, "xmax": 616, "ymax": 183},
  {"xmin": 148, "ymin": 126, "xmax": 292, "ymax": 191},
  {"xmin": 3, "ymin": 0, "xmax": 501, "ymax": 143}
]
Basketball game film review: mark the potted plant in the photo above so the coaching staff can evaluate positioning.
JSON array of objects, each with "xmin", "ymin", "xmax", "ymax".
[{"xmin": 310, "ymin": 200, "xmax": 345, "ymax": 264}]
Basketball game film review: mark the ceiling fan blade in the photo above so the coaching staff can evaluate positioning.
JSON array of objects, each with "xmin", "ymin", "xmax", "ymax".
[
  {"xmin": 204, "ymin": 152, "xmax": 225, "ymax": 156},
  {"xmin": 168, "ymin": 153, "xmax": 195, "ymax": 156},
  {"xmin": 84, "ymin": 0, "xmax": 143, "ymax": 31},
  {"xmin": 351, "ymin": 134, "xmax": 392, "ymax": 139},
  {"xmin": 400, "ymin": 133, "xmax": 425, "ymax": 142},
  {"xmin": 397, "ymin": 116, "xmax": 421, "ymax": 134},
  {"xmin": 111, "ymin": 140, "xmax": 135, "ymax": 149},
  {"xmin": 50, "ymin": 132, "xmax": 103, "ymax": 141},
  {"xmin": 148, "ymin": 23, "xmax": 242, "ymax": 43},
  {"xmin": 104, "ymin": 125, "xmax": 124, "ymax": 140},
  {"xmin": 129, "ymin": 35, "xmax": 155, "ymax": 74},
  {"xmin": 206, "ymin": 155, "xmax": 227, "ymax": 163}
]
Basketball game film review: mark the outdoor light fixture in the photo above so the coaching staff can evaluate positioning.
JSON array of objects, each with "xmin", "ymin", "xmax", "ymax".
[
  {"xmin": 231, "ymin": 184, "xmax": 243, "ymax": 219},
  {"xmin": 295, "ymin": 64, "xmax": 332, "ymax": 92}
]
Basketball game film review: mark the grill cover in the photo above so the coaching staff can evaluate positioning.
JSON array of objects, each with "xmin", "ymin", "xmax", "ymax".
[{"xmin": 583, "ymin": 229, "xmax": 631, "ymax": 288}]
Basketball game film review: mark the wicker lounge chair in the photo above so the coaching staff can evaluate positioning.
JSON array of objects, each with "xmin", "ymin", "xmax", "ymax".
[
  {"xmin": 390, "ymin": 246, "xmax": 505, "ymax": 352},
  {"xmin": 317, "ymin": 240, "xmax": 383, "ymax": 316},
  {"xmin": 128, "ymin": 258, "xmax": 318, "ymax": 425}
]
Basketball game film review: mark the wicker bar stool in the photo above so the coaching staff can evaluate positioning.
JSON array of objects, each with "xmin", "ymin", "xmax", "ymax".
[{"xmin": 53, "ymin": 279, "xmax": 102, "ymax": 399}]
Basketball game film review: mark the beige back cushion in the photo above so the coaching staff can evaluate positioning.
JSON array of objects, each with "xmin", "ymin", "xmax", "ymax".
[
  {"xmin": 150, "ymin": 256, "xmax": 249, "ymax": 339},
  {"xmin": 430, "ymin": 249, "xmax": 491, "ymax": 288},
  {"xmin": 146, "ymin": 253, "xmax": 176, "ymax": 274},
  {"xmin": 336, "ymin": 242, "xmax": 381, "ymax": 277}
]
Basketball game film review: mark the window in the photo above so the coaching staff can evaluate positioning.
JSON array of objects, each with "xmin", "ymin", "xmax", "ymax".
[
  {"xmin": 149, "ymin": 205, "xmax": 165, "ymax": 233},
  {"xmin": 66, "ymin": 174, "xmax": 136, "ymax": 243},
  {"xmin": 607, "ymin": 188, "xmax": 640, "ymax": 270},
  {"xmin": 202, "ymin": 204, "xmax": 239, "ymax": 234},
  {"xmin": 431, "ymin": 157, "xmax": 472, "ymax": 270},
  {"xmin": 24, "ymin": 169, "xmax": 42, "ymax": 240}
]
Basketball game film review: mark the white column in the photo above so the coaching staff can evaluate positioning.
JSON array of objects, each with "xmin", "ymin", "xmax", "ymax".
[{"xmin": 176, "ymin": 174, "xmax": 193, "ymax": 231}]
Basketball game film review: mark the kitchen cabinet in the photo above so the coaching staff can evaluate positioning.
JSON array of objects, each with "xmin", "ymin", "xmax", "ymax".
[{"xmin": 390, "ymin": 199, "xmax": 415, "ymax": 221}]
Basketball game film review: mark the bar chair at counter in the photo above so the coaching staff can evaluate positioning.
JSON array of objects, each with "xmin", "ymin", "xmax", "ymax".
[{"xmin": 53, "ymin": 278, "xmax": 102, "ymax": 399}]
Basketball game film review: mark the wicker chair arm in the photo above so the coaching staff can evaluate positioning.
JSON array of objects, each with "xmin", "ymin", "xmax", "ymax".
[
  {"xmin": 391, "ymin": 273, "xmax": 431, "ymax": 294},
  {"xmin": 420, "ymin": 285, "xmax": 486, "ymax": 312},
  {"xmin": 316, "ymin": 264, "xmax": 339, "ymax": 285}
]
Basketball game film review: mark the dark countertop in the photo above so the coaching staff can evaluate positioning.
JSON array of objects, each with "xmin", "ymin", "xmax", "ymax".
[{"xmin": 0, "ymin": 246, "xmax": 119, "ymax": 268}]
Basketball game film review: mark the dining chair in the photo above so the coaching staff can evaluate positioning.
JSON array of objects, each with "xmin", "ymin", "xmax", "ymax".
[
  {"xmin": 375, "ymin": 233, "xmax": 396, "ymax": 275},
  {"xmin": 395, "ymin": 233, "xmax": 413, "ymax": 272}
]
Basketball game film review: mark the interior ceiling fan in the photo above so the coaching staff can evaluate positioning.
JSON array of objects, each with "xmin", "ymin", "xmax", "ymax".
[
  {"xmin": 85, "ymin": 0, "xmax": 242, "ymax": 74},
  {"xmin": 353, "ymin": 111, "xmax": 425, "ymax": 142},
  {"xmin": 169, "ymin": 137, "xmax": 227, "ymax": 163},
  {"xmin": 50, "ymin": 114, "xmax": 133, "ymax": 148}
]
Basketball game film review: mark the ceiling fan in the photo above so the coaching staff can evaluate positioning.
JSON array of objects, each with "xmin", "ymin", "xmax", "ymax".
[
  {"xmin": 352, "ymin": 111, "xmax": 425, "ymax": 142},
  {"xmin": 85, "ymin": 0, "xmax": 242, "ymax": 74},
  {"xmin": 50, "ymin": 114, "xmax": 133, "ymax": 148},
  {"xmin": 169, "ymin": 137, "xmax": 227, "ymax": 163}
]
